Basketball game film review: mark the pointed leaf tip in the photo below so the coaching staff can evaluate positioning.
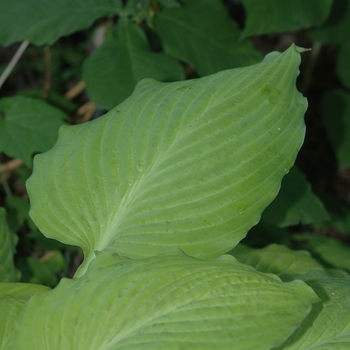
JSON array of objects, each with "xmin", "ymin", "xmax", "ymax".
[{"xmin": 27, "ymin": 45, "xmax": 307, "ymax": 273}]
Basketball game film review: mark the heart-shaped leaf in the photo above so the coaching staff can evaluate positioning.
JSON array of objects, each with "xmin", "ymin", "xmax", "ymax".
[
  {"xmin": 27, "ymin": 45, "xmax": 307, "ymax": 275},
  {"xmin": 8, "ymin": 252, "xmax": 318, "ymax": 349}
]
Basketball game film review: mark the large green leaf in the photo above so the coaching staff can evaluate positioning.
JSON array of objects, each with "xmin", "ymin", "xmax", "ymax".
[
  {"xmin": 0, "ymin": 283, "xmax": 50, "ymax": 349},
  {"xmin": 27, "ymin": 45, "xmax": 307, "ymax": 276},
  {"xmin": 0, "ymin": 208, "xmax": 20, "ymax": 283},
  {"xmin": 276, "ymin": 269, "xmax": 350, "ymax": 349},
  {"xmin": 242, "ymin": 0, "xmax": 333, "ymax": 38},
  {"xmin": 83, "ymin": 17, "xmax": 184, "ymax": 110},
  {"xmin": 0, "ymin": 96, "xmax": 67, "ymax": 166},
  {"xmin": 262, "ymin": 166, "xmax": 330, "ymax": 227},
  {"xmin": 8, "ymin": 252, "xmax": 318, "ymax": 349},
  {"xmin": 153, "ymin": 0, "xmax": 261, "ymax": 76},
  {"xmin": 322, "ymin": 90, "xmax": 350, "ymax": 170},
  {"xmin": 0, "ymin": 0, "xmax": 122, "ymax": 46}
]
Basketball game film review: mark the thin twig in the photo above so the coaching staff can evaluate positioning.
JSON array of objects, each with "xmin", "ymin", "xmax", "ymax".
[
  {"xmin": 0, "ymin": 40, "xmax": 30, "ymax": 90},
  {"xmin": 0, "ymin": 158, "xmax": 23, "ymax": 174},
  {"xmin": 64, "ymin": 80, "xmax": 86, "ymax": 100}
]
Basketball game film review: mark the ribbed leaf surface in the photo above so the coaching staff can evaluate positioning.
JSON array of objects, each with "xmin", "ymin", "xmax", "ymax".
[
  {"xmin": 230, "ymin": 244, "xmax": 323, "ymax": 277},
  {"xmin": 276, "ymin": 269, "xmax": 350, "ymax": 349},
  {"xmin": 0, "ymin": 283, "xmax": 50, "ymax": 349},
  {"xmin": 27, "ymin": 45, "xmax": 307, "ymax": 275},
  {"xmin": 9, "ymin": 252, "xmax": 318, "ymax": 350}
]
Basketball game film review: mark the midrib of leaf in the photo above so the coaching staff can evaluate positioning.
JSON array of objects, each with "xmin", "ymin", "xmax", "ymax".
[{"xmin": 99, "ymin": 54, "xmax": 297, "ymax": 252}]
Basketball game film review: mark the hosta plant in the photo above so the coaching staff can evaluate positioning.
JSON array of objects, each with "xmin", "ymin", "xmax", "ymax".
[{"xmin": 1, "ymin": 44, "xmax": 350, "ymax": 349}]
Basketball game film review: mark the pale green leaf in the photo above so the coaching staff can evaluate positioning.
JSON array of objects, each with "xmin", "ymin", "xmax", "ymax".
[
  {"xmin": 242, "ymin": 0, "xmax": 333, "ymax": 38},
  {"xmin": 9, "ymin": 252, "xmax": 318, "ymax": 349},
  {"xmin": 0, "ymin": 96, "xmax": 67, "ymax": 166},
  {"xmin": 154, "ymin": 0, "xmax": 261, "ymax": 76},
  {"xmin": 230, "ymin": 243, "xmax": 323, "ymax": 277},
  {"xmin": 0, "ymin": 0, "xmax": 122, "ymax": 46},
  {"xmin": 0, "ymin": 208, "xmax": 20, "ymax": 283},
  {"xmin": 276, "ymin": 269, "xmax": 350, "ymax": 349},
  {"xmin": 262, "ymin": 166, "xmax": 330, "ymax": 227},
  {"xmin": 322, "ymin": 90, "xmax": 350, "ymax": 170},
  {"xmin": 0, "ymin": 283, "xmax": 50, "ymax": 349},
  {"xmin": 27, "ymin": 45, "xmax": 307, "ymax": 276},
  {"xmin": 83, "ymin": 17, "xmax": 184, "ymax": 109}
]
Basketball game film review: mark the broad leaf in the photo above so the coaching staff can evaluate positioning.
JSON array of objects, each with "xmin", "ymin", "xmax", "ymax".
[
  {"xmin": 242, "ymin": 0, "xmax": 333, "ymax": 38},
  {"xmin": 83, "ymin": 17, "xmax": 184, "ymax": 109},
  {"xmin": 154, "ymin": 0, "xmax": 261, "ymax": 76},
  {"xmin": 0, "ymin": 0, "xmax": 122, "ymax": 46},
  {"xmin": 27, "ymin": 45, "xmax": 307, "ymax": 275},
  {"xmin": 262, "ymin": 166, "xmax": 330, "ymax": 227},
  {"xmin": 230, "ymin": 244, "xmax": 323, "ymax": 277},
  {"xmin": 0, "ymin": 96, "xmax": 67, "ymax": 166},
  {"xmin": 0, "ymin": 208, "xmax": 20, "ymax": 283},
  {"xmin": 322, "ymin": 90, "xmax": 350, "ymax": 170},
  {"xmin": 0, "ymin": 283, "xmax": 50, "ymax": 349},
  {"xmin": 276, "ymin": 269, "xmax": 350, "ymax": 349},
  {"xmin": 8, "ymin": 252, "xmax": 318, "ymax": 349}
]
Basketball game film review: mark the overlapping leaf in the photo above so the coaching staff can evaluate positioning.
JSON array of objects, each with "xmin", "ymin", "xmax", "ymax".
[
  {"xmin": 0, "ymin": 96, "xmax": 67, "ymax": 166},
  {"xmin": 0, "ymin": 283, "xmax": 50, "ymax": 349},
  {"xmin": 0, "ymin": 0, "xmax": 122, "ymax": 46},
  {"xmin": 229, "ymin": 244, "xmax": 350, "ymax": 348},
  {"xmin": 262, "ymin": 166, "xmax": 330, "ymax": 227},
  {"xmin": 8, "ymin": 252, "xmax": 318, "ymax": 349},
  {"xmin": 154, "ymin": 0, "xmax": 261, "ymax": 76},
  {"xmin": 230, "ymin": 244, "xmax": 323, "ymax": 277},
  {"xmin": 276, "ymin": 269, "xmax": 350, "ymax": 349},
  {"xmin": 242, "ymin": 0, "xmax": 333, "ymax": 38},
  {"xmin": 27, "ymin": 45, "xmax": 307, "ymax": 276},
  {"xmin": 83, "ymin": 17, "xmax": 184, "ymax": 109}
]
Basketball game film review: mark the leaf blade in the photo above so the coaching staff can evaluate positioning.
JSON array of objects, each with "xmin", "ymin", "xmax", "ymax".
[
  {"xmin": 83, "ymin": 17, "xmax": 185, "ymax": 109},
  {"xmin": 27, "ymin": 45, "xmax": 307, "ymax": 274},
  {"xmin": 0, "ymin": 96, "xmax": 67, "ymax": 166},
  {"xmin": 10, "ymin": 252, "xmax": 319, "ymax": 349},
  {"xmin": 0, "ymin": 0, "xmax": 122, "ymax": 46}
]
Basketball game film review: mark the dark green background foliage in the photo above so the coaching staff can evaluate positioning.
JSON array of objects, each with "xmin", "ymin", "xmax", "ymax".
[{"xmin": 1, "ymin": 0, "xmax": 350, "ymax": 348}]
